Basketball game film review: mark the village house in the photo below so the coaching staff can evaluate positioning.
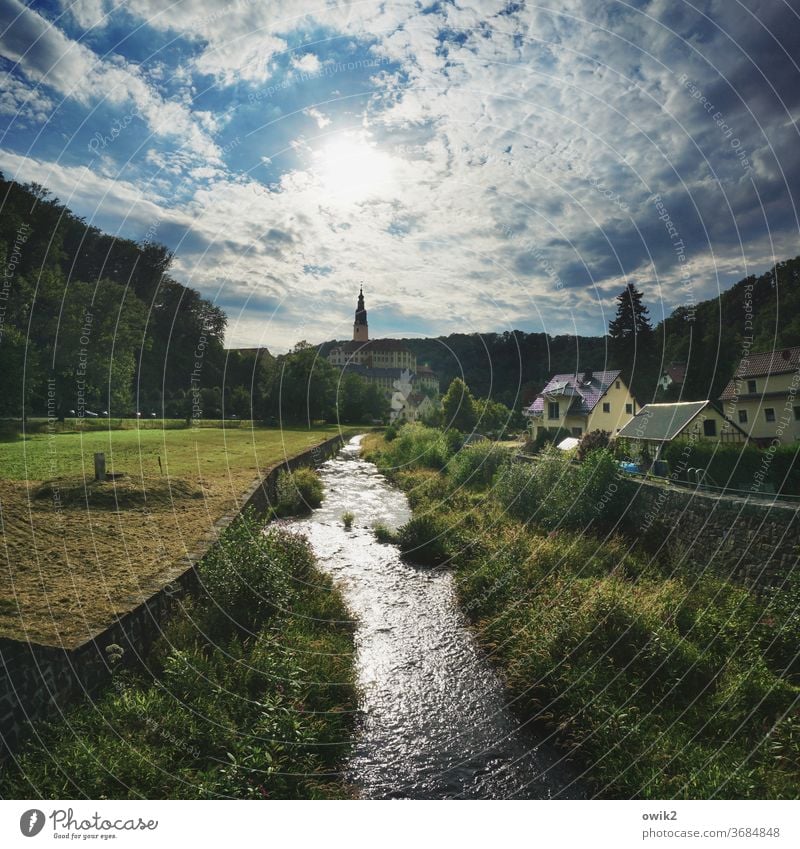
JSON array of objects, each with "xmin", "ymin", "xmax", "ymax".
[
  {"xmin": 719, "ymin": 346, "xmax": 800, "ymax": 445},
  {"xmin": 617, "ymin": 400, "xmax": 748, "ymax": 459},
  {"xmin": 658, "ymin": 361, "xmax": 686, "ymax": 392},
  {"xmin": 523, "ymin": 369, "xmax": 637, "ymax": 439}
]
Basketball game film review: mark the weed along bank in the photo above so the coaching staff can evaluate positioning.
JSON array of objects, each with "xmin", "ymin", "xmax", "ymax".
[{"xmin": 360, "ymin": 424, "xmax": 800, "ymax": 799}]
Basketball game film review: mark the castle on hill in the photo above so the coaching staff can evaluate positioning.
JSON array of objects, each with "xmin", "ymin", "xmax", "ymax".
[{"xmin": 327, "ymin": 289, "xmax": 440, "ymax": 421}]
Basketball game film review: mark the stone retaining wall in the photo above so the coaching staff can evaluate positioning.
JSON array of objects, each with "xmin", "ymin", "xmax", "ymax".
[
  {"xmin": 0, "ymin": 432, "xmax": 347, "ymax": 758},
  {"xmin": 635, "ymin": 479, "xmax": 800, "ymax": 588}
]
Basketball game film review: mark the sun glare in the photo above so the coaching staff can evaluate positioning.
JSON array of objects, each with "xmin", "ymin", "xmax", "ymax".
[{"xmin": 315, "ymin": 135, "xmax": 394, "ymax": 202}]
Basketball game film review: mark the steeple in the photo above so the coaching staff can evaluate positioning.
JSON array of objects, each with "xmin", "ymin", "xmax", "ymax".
[{"xmin": 353, "ymin": 286, "xmax": 368, "ymax": 342}]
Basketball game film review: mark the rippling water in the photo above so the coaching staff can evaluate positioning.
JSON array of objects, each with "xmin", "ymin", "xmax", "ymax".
[{"xmin": 296, "ymin": 435, "xmax": 585, "ymax": 799}]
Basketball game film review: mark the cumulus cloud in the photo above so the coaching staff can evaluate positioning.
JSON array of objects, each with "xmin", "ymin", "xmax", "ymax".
[
  {"xmin": 0, "ymin": 0, "xmax": 219, "ymax": 159},
  {"xmin": 1, "ymin": 0, "xmax": 798, "ymax": 350}
]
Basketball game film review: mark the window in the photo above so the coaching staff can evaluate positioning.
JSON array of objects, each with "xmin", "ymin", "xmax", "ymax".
[
  {"xmin": 747, "ymin": 379, "xmax": 757, "ymax": 394},
  {"xmin": 548, "ymin": 401, "xmax": 560, "ymax": 420},
  {"xmin": 615, "ymin": 380, "xmax": 621, "ymax": 389},
  {"xmin": 571, "ymin": 427, "xmax": 583, "ymax": 437},
  {"xmin": 602, "ymin": 402, "xmax": 611, "ymax": 413},
  {"xmin": 794, "ymin": 406, "xmax": 800, "ymax": 421},
  {"xmin": 765, "ymin": 408, "xmax": 776, "ymax": 422},
  {"xmin": 738, "ymin": 409, "xmax": 748, "ymax": 424},
  {"xmin": 703, "ymin": 419, "xmax": 717, "ymax": 437},
  {"xmin": 625, "ymin": 403, "xmax": 633, "ymax": 414}
]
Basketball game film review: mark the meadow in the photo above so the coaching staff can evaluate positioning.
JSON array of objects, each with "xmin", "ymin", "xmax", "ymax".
[{"xmin": 0, "ymin": 424, "xmax": 344, "ymax": 645}]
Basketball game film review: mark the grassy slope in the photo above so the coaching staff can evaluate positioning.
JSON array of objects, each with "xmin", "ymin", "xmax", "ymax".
[
  {"xmin": 0, "ymin": 514, "xmax": 358, "ymax": 800},
  {"xmin": 0, "ymin": 426, "xmax": 343, "ymax": 644},
  {"xmin": 364, "ymin": 430, "xmax": 800, "ymax": 799}
]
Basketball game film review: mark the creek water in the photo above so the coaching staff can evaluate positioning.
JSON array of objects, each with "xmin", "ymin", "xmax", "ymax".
[{"xmin": 295, "ymin": 435, "xmax": 585, "ymax": 800}]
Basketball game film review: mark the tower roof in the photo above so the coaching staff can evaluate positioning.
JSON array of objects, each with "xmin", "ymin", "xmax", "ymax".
[{"xmin": 354, "ymin": 287, "xmax": 367, "ymax": 325}]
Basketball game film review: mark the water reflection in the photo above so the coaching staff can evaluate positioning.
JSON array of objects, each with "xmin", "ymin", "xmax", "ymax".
[{"xmin": 296, "ymin": 435, "xmax": 585, "ymax": 799}]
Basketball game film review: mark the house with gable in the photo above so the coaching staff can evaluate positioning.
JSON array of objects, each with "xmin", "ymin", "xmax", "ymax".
[
  {"xmin": 719, "ymin": 346, "xmax": 800, "ymax": 444},
  {"xmin": 523, "ymin": 369, "xmax": 638, "ymax": 440}
]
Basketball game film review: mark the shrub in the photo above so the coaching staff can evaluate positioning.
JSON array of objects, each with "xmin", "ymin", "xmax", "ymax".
[
  {"xmin": 495, "ymin": 446, "xmax": 629, "ymax": 531},
  {"xmin": 372, "ymin": 522, "xmax": 399, "ymax": 544},
  {"xmin": 495, "ymin": 460, "xmax": 539, "ymax": 523},
  {"xmin": 375, "ymin": 423, "xmax": 458, "ymax": 472},
  {"xmin": 201, "ymin": 510, "xmax": 313, "ymax": 632},
  {"xmin": 771, "ymin": 444, "xmax": 800, "ymax": 494},
  {"xmin": 577, "ymin": 429, "xmax": 611, "ymax": 461},
  {"xmin": 663, "ymin": 440, "xmax": 763, "ymax": 489},
  {"xmin": 342, "ymin": 510, "xmax": 354, "ymax": 530},
  {"xmin": 398, "ymin": 512, "xmax": 453, "ymax": 566},
  {"xmin": 532, "ymin": 426, "xmax": 571, "ymax": 452},
  {"xmin": 384, "ymin": 422, "xmax": 400, "ymax": 442},
  {"xmin": 448, "ymin": 440, "xmax": 509, "ymax": 490},
  {"xmin": 275, "ymin": 467, "xmax": 324, "ymax": 516}
]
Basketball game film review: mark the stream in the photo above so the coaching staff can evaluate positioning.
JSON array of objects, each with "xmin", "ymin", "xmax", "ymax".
[{"xmin": 295, "ymin": 434, "xmax": 585, "ymax": 800}]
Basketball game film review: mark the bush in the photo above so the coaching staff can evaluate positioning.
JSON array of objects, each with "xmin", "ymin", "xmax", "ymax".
[
  {"xmin": 342, "ymin": 511, "xmax": 354, "ymax": 530},
  {"xmin": 375, "ymin": 423, "xmax": 458, "ymax": 472},
  {"xmin": 398, "ymin": 512, "xmax": 453, "ymax": 566},
  {"xmin": 448, "ymin": 440, "xmax": 509, "ymax": 489},
  {"xmin": 275, "ymin": 467, "xmax": 324, "ymax": 516},
  {"xmin": 201, "ymin": 510, "xmax": 313, "ymax": 633},
  {"xmin": 577, "ymin": 429, "xmax": 611, "ymax": 461},
  {"xmin": 532, "ymin": 426, "xmax": 571, "ymax": 452},
  {"xmin": 372, "ymin": 522, "xmax": 400, "ymax": 544},
  {"xmin": 771, "ymin": 444, "xmax": 800, "ymax": 494},
  {"xmin": 663, "ymin": 440, "xmax": 763, "ymax": 489},
  {"xmin": 495, "ymin": 446, "xmax": 629, "ymax": 531}
]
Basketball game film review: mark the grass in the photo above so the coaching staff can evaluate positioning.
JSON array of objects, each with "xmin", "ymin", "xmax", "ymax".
[
  {"xmin": 0, "ymin": 510, "xmax": 358, "ymax": 799},
  {"xmin": 367, "ymin": 427, "xmax": 800, "ymax": 799},
  {"xmin": 0, "ymin": 425, "xmax": 345, "ymax": 645}
]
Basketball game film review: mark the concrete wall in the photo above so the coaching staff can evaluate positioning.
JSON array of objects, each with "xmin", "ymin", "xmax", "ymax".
[
  {"xmin": 0, "ymin": 433, "xmax": 347, "ymax": 758},
  {"xmin": 636, "ymin": 478, "xmax": 800, "ymax": 588}
]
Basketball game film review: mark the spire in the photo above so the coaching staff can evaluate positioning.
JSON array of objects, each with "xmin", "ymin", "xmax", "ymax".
[{"xmin": 353, "ymin": 286, "xmax": 368, "ymax": 341}]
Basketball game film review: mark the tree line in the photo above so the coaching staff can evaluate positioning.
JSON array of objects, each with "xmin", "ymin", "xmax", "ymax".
[
  {"xmin": 0, "ymin": 176, "xmax": 386, "ymax": 425},
  {"xmin": 4, "ymin": 172, "xmax": 798, "ymax": 422}
]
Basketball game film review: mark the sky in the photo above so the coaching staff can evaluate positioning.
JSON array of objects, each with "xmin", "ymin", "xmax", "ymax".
[{"xmin": 1, "ymin": 0, "xmax": 798, "ymax": 352}]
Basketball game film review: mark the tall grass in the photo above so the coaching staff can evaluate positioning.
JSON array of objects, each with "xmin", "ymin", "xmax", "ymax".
[
  {"xmin": 369, "ymin": 431, "xmax": 800, "ymax": 798},
  {"xmin": 0, "ymin": 510, "xmax": 357, "ymax": 799},
  {"xmin": 274, "ymin": 467, "xmax": 324, "ymax": 516}
]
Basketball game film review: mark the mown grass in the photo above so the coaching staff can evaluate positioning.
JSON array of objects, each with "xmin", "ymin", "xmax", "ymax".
[
  {"xmin": 0, "ymin": 510, "xmax": 357, "ymax": 799},
  {"xmin": 0, "ymin": 424, "xmax": 342, "ymax": 481},
  {"xmin": 366, "ymin": 426, "xmax": 800, "ymax": 799},
  {"xmin": 0, "ymin": 425, "xmax": 345, "ymax": 644}
]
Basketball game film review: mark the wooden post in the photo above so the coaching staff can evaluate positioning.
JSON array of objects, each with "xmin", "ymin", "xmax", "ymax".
[{"xmin": 94, "ymin": 452, "xmax": 106, "ymax": 481}]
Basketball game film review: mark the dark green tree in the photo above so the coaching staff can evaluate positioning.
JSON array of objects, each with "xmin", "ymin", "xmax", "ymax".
[
  {"xmin": 608, "ymin": 283, "xmax": 656, "ymax": 401},
  {"xmin": 442, "ymin": 377, "xmax": 478, "ymax": 432}
]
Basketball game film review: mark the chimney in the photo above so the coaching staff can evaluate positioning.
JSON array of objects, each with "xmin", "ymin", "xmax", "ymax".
[{"xmin": 583, "ymin": 369, "xmax": 594, "ymax": 383}]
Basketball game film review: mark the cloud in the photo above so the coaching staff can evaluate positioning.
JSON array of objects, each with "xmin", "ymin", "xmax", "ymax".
[
  {"xmin": 0, "ymin": 0, "xmax": 219, "ymax": 159},
  {"xmin": 1, "ymin": 0, "xmax": 798, "ymax": 351}
]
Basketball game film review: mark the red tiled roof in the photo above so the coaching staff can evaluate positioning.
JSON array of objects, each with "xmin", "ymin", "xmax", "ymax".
[
  {"xmin": 665, "ymin": 362, "xmax": 686, "ymax": 384},
  {"xmin": 719, "ymin": 347, "xmax": 800, "ymax": 399},
  {"xmin": 332, "ymin": 339, "xmax": 413, "ymax": 353},
  {"xmin": 524, "ymin": 370, "xmax": 622, "ymax": 416}
]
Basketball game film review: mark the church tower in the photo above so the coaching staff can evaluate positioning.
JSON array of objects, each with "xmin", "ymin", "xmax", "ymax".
[{"xmin": 353, "ymin": 287, "xmax": 368, "ymax": 342}]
